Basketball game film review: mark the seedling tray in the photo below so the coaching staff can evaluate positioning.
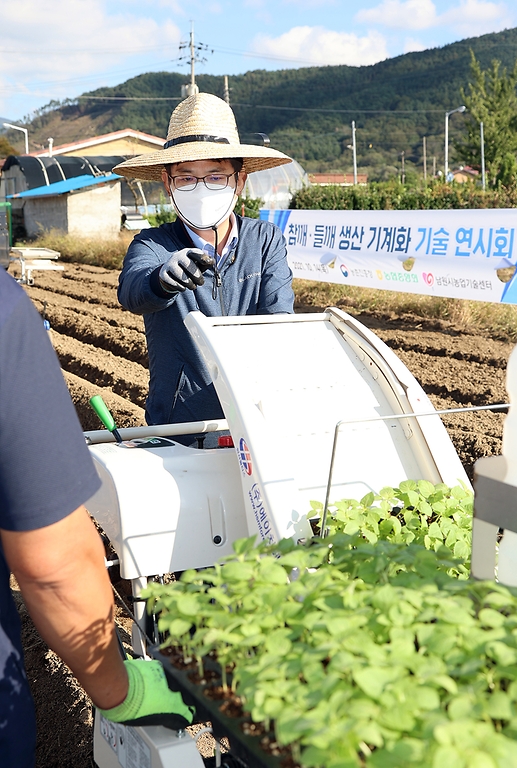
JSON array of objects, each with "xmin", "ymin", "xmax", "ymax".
[{"xmin": 151, "ymin": 646, "xmax": 285, "ymax": 768}]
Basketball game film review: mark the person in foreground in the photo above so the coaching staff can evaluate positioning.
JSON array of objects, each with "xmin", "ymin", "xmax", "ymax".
[
  {"xmin": 114, "ymin": 93, "xmax": 294, "ymax": 439},
  {"xmin": 0, "ymin": 268, "xmax": 193, "ymax": 768}
]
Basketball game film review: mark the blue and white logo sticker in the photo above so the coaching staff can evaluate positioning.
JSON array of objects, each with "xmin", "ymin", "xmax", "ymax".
[{"xmin": 238, "ymin": 438, "xmax": 253, "ymax": 476}]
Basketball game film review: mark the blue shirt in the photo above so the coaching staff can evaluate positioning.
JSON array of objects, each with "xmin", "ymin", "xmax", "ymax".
[
  {"xmin": 0, "ymin": 268, "xmax": 100, "ymax": 767},
  {"xmin": 185, "ymin": 213, "xmax": 239, "ymax": 272},
  {"xmin": 118, "ymin": 215, "xmax": 294, "ymax": 427}
]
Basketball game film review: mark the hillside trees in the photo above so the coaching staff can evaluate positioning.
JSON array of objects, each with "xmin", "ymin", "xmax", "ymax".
[
  {"xmin": 0, "ymin": 136, "xmax": 17, "ymax": 159},
  {"xmin": 21, "ymin": 27, "xmax": 517, "ymax": 180},
  {"xmin": 456, "ymin": 53, "xmax": 517, "ymax": 186}
]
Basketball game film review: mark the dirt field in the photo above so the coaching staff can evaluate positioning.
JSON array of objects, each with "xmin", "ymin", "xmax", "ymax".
[{"xmin": 13, "ymin": 261, "xmax": 515, "ymax": 767}]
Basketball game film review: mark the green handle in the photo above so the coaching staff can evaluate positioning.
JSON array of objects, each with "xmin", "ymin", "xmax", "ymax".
[{"xmin": 90, "ymin": 395, "xmax": 117, "ymax": 432}]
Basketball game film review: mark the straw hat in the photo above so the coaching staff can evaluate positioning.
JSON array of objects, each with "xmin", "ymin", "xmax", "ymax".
[{"xmin": 113, "ymin": 93, "xmax": 292, "ymax": 181}]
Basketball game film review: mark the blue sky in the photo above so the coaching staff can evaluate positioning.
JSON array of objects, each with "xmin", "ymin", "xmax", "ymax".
[{"xmin": 1, "ymin": 0, "xmax": 515, "ymax": 125}]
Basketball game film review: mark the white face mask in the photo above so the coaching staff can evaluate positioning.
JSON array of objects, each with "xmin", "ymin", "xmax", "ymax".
[{"xmin": 170, "ymin": 184, "xmax": 237, "ymax": 230}]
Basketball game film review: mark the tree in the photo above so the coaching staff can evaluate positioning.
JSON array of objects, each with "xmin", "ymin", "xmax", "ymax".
[
  {"xmin": 456, "ymin": 52, "xmax": 517, "ymax": 186},
  {"xmin": 0, "ymin": 136, "xmax": 16, "ymax": 159}
]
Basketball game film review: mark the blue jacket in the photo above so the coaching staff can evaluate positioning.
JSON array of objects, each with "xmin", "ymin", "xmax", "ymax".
[{"xmin": 118, "ymin": 215, "xmax": 294, "ymax": 426}]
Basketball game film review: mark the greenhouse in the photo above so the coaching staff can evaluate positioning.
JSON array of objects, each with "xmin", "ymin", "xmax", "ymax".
[{"xmin": 242, "ymin": 158, "xmax": 310, "ymax": 209}]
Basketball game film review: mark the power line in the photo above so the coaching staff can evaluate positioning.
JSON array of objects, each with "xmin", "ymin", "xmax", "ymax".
[
  {"xmin": 62, "ymin": 94, "xmax": 447, "ymax": 113},
  {"xmin": 75, "ymin": 95, "xmax": 182, "ymax": 101},
  {"xmin": 232, "ymin": 102, "xmax": 446, "ymax": 114},
  {"xmin": 0, "ymin": 43, "xmax": 176, "ymax": 55},
  {"xmin": 0, "ymin": 62, "xmax": 175, "ymax": 92},
  {"xmin": 1, "ymin": 39, "xmax": 517, "ymax": 65}
]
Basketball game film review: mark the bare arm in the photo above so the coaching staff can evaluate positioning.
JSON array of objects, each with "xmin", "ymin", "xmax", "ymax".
[{"xmin": 1, "ymin": 506, "xmax": 128, "ymax": 710}]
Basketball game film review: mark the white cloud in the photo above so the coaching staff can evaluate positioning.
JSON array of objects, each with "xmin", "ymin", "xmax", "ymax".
[
  {"xmin": 403, "ymin": 37, "xmax": 427, "ymax": 52},
  {"xmin": 156, "ymin": 0, "xmax": 184, "ymax": 11},
  {"xmin": 251, "ymin": 26, "xmax": 389, "ymax": 67},
  {"xmin": 0, "ymin": 0, "xmax": 181, "ymax": 117},
  {"xmin": 440, "ymin": 0, "xmax": 512, "ymax": 36},
  {"xmin": 282, "ymin": 0, "xmax": 338, "ymax": 6},
  {"xmin": 355, "ymin": 0, "xmax": 511, "ymax": 33},
  {"xmin": 356, "ymin": 0, "xmax": 437, "ymax": 30}
]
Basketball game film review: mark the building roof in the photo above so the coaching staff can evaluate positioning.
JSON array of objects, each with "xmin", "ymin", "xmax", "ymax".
[
  {"xmin": 453, "ymin": 166, "xmax": 479, "ymax": 177},
  {"xmin": 7, "ymin": 173, "xmax": 120, "ymax": 199},
  {"xmin": 2, "ymin": 154, "xmax": 126, "ymax": 189},
  {"xmin": 30, "ymin": 129, "xmax": 164, "ymax": 157}
]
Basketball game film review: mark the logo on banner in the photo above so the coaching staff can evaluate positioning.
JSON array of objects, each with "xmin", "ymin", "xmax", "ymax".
[
  {"xmin": 376, "ymin": 270, "xmax": 383, "ymax": 280},
  {"xmin": 340, "ymin": 263, "xmax": 349, "ymax": 278},
  {"xmin": 238, "ymin": 438, "xmax": 253, "ymax": 475},
  {"xmin": 422, "ymin": 272, "xmax": 434, "ymax": 286}
]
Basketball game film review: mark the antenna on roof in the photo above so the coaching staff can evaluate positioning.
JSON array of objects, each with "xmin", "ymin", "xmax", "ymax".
[{"xmin": 179, "ymin": 21, "xmax": 213, "ymax": 98}]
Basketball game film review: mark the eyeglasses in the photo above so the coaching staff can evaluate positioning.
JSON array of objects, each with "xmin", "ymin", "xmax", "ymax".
[{"xmin": 169, "ymin": 172, "xmax": 238, "ymax": 192}]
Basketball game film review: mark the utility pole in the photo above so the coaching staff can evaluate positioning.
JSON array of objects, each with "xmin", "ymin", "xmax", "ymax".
[
  {"xmin": 223, "ymin": 75, "xmax": 230, "ymax": 105},
  {"xmin": 351, "ymin": 121, "xmax": 357, "ymax": 184},
  {"xmin": 444, "ymin": 105, "xmax": 466, "ymax": 180},
  {"xmin": 480, "ymin": 121, "xmax": 486, "ymax": 191},
  {"xmin": 179, "ymin": 22, "xmax": 212, "ymax": 98},
  {"xmin": 423, "ymin": 136, "xmax": 427, "ymax": 181}
]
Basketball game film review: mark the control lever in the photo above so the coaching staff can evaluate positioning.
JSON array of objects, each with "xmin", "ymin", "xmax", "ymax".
[{"xmin": 89, "ymin": 395, "xmax": 123, "ymax": 443}]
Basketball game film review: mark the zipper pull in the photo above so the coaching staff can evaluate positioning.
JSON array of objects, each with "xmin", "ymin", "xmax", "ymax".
[{"xmin": 212, "ymin": 269, "xmax": 222, "ymax": 300}]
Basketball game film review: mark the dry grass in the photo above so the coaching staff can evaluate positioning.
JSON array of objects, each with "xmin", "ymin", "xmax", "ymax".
[
  {"xmin": 20, "ymin": 232, "xmax": 517, "ymax": 341},
  {"xmin": 20, "ymin": 229, "xmax": 135, "ymax": 270},
  {"xmin": 293, "ymin": 279, "xmax": 517, "ymax": 342}
]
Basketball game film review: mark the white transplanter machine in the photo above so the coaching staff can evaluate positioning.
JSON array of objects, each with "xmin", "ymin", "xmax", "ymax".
[{"xmin": 85, "ymin": 308, "xmax": 471, "ymax": 768}]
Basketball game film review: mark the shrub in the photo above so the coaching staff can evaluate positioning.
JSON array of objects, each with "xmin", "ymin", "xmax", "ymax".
[
  {"xmin": 290, "ymin": 180, "xmax": 517, "ymax": 211},
  {"xmin": 235, "ymin": 195, "xmax": 263, "ymax": 219},
  {"xmin": 142, "ymin": 193, "xmax": 176, "ymax": 227}
]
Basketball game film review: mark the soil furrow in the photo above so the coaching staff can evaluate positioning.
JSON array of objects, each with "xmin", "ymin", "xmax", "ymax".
[
  {"xmin": 391, "ymin": 348, "xmax": 508, "ymax": 406},
  {"xmin": 53, "ymin": 332, "xmax": 149, "ymax": 408},
  {"xmin": 29, "ymin": 286, "xmax": 145, "ymax": 332},
  {"xmin": 63, "ymin": 370, "xmax": 145, "ymax": 431},
  {"xmin": 35, "ymin": 303, "xmax": 149, "ymax": 366},
  {"xmin": 376, "ymin": 329, "xmax": 512, "ymax": 368},
  {"xmin": 26, "ymin": 263, "xmax": 122, "ymax": 308}
]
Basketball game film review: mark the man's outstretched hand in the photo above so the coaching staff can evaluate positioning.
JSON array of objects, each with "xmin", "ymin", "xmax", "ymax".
[
  {"xmin": 159, "ymin": 248, "xmax": 214, "ymax": 294},
  {"xmin": 99, "ymin": 659, "xmax": 195, "ymax": 730}
]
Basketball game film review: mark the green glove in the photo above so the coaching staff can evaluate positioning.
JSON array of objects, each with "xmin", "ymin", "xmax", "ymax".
[{"xmin": 99, "ymin": 659, "xmax": 195, "ymax": 730}]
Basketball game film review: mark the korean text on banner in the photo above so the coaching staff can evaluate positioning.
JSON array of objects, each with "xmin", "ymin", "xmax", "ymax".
[{"xmin": 260, "ymin": 209, "xmax": 517, "ymax": 305}]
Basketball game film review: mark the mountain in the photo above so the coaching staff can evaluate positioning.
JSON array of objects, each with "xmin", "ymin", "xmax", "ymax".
[{"xmin": 26, "ymin": 27, "xmax": 517, "ymax": 180}]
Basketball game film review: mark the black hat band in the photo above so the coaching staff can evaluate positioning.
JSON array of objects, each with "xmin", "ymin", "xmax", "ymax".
[{"xmin": 163, "ymin": 134, "xmax": 231, "ymax": 149}]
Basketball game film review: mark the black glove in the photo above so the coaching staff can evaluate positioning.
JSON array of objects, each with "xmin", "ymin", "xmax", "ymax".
[{"xmin": 158, "ymin": 248, "xmax": 214, "ymax": 294}]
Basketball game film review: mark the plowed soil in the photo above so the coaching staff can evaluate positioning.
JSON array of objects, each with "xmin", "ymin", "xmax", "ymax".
[{"xmin": 13, "ymin": 261, "xmax": 515, "ymax": 767}]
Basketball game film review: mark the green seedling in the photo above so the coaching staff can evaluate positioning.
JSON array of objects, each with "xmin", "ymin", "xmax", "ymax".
[{"xmin": 143, "ymin": 483, "xmax": 517, "ymax": 768}]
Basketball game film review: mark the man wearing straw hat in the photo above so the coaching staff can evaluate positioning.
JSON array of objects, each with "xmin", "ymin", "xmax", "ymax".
[{"xmin": 114, "ymin": 93, "xmax": 294, "ymax": 442}]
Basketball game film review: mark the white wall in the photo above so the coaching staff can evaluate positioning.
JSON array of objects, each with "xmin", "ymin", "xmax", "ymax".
[
  {"xmin": 67, "ymin": 181, "xmax": 121, "ymax": 238},
  {"xmin": 24, "ymin": 181, "xmax": 121, "ymax": 239}
]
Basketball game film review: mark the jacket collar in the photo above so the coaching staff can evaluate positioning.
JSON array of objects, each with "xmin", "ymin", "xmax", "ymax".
[{"xmin": 170, "ymin": 215, "xmax": 242, "ymax": 260}]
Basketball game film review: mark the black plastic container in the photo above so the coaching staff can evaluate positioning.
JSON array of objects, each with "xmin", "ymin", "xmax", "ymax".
[{"xmin": 151, "ymin": 645, "xmax": 287, "ymax": 768}]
